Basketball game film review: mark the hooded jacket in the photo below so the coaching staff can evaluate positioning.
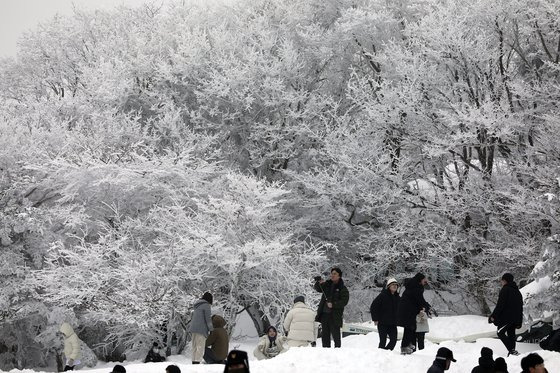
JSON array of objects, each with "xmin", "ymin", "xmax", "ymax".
[
  {"xmin": 60, "ymin": 323, "xmax": 82, "ymax": 361},
  {"xmin": 205, "ymin": 315, "xmax": 229, "ymax": 361},
  {"xmin": 190, "ymin": 299, "xmax": 214, "ymax": 336},
  {"xmin": 283, "ymin": 302, "xmax": 316, "ymax": 344}
]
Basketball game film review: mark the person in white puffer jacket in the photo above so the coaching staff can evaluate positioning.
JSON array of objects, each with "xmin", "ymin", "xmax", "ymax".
[
  {"xmin": 283, "ymin": 296, "xmax": 318, "ymax": 347},
  {"xmin": 59, "ymin": 322, "xmax": 82, "ymax": 371}
]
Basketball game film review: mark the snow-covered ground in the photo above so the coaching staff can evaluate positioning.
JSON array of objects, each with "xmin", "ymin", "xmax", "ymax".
[{"xmin": 4, "ymin": 316, "xmax": 560, "ymax": 373}]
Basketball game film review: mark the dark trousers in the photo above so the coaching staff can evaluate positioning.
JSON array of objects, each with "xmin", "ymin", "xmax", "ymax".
[
  {"xmin": 497, "ymin": 324, "xmax": 517, "ymax": 352},
  {"xmin": 401, "ymin": 327, "xmax": 415, "ymax": 348},
  {"xmin": 415, "ymin": 332, "xmax": 426, "ymax": 350},
  {"xmin": 63, "ymin": 366, "xmax": 74, "ymax": 371},
  {"xmin": 377, "ymin": 324, "xmax": 397, "ymax": 350},
  {"xmin": 203, "ymin": 347, "xmax": 225, "ymax": 364},
  {"xmin": 321, "ymin": 313, "xmax": 341, "ymax": 348}
]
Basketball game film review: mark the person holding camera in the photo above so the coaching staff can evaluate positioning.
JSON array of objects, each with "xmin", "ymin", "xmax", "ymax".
[{"xmin": 313, "ymin": 267, "xmax": 350, "ymax": 348}]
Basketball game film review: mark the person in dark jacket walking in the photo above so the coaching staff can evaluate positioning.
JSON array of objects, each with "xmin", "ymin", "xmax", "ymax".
[
  {"xmin": 314, "ymin": 267, "xmax": 350, "ymax": 348},
  {"xmin": 204, "ymin": 315, "xmax": 229, "ymax": 364},
  {"xmin": 370, "ymin": 277, "xmax": 400, "ymax": 350},
  {"xmin": 396, "ymin": 273, "xmax": 431, "ymax": 354},
  {"xmin": 471, "ymin": 347, "xmax": 494, "ymax": 373},
  {"xmin": 489, "ymin": 273, "xmax": 523, "ymax": 356},
  {"xmin": 190, "ymin": 292, "xmax": 214, "ymax": 364},
  {"xmin": 427, "ymin": 347, "xmax": 456, "ymax": 373}
]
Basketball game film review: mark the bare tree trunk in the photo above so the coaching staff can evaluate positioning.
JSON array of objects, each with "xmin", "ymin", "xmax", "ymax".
[{"xmin": 245, "ymin": 303, "xmax": 271, "ymax": 337}]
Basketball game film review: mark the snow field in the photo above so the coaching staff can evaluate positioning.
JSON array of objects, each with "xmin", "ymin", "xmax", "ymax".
[{"xmin": 5, "ymin": 315, "xmax": 560, "ymax": 373}]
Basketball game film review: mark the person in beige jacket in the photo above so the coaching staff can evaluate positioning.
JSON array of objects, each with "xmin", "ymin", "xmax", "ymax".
[
  {"xmin": 59, "ymin": 323, "xmax": 81, "ymax": 371},
  {"xmin": 253, "ymin": 326, "xmax": 287, "ymax": 360},
  {"xmin": 283, "ymin": 296, "xmax": 317, "ymax": 347}
]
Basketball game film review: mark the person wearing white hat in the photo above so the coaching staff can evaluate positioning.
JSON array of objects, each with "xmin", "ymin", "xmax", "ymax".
[{"xmin": 369, "ymin": 278, "xmax": 400, "ymax": 350}]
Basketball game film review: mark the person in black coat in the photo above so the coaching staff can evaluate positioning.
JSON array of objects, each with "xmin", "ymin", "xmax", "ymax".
[
  {"xmin": 370, "ymin": 277, "xmax": 400, "ymax": 350},
  {"xmin": 144, "ymin": 342, "xmax": 166, "ymax": 363},
  {"xmin": 489, "ymin": 273, "xmax": 523, "ymax": 356},
  {"xmin": 471, "ymin": 347, "xmax": 494, "ymax": 373},
  {"xmin": 313, "ymin": 267, "xmax": 350, "ymax": 348},
  {"xmin": 396, "ymin": 272, "xmax": 431, "ymax": 354}
]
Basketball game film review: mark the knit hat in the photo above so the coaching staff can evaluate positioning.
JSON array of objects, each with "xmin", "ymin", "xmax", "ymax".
[
  {"xmin": 521, "ymin": 353, "xmax": 544, "ymax": 371},
  {"xmin": 294, "ymin": 295, "xmax": 305, "ymax": 304},
  {"xmin": 501, "ymin": 273, "xmax": 514, "ymax": 284},
  {"xmin": 224, "ymin": 350, "xmax": 249, "ymax": 373},
  {"xmin": 111, "ymin": 365, "xmax": 126, "ymax": 373},
  {"xmin": 386, "ymin": 278, "xmax": 398, "ymax": 288},
  {"xmin": 202, "ymin": 292, "xmax": 213, "ymax": 305},
  {"xmin": 435, "ymin": 347, "xmax": 456, "ymax": 362}
]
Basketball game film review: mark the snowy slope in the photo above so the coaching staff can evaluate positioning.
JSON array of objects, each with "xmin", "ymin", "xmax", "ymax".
[
  {"xmin": 354, "ymin": 315, "xmax": 498, "ymax": 342},
  {"xmin": 4, "ymin": 316, "xmax": 560, "ymax": 373}
]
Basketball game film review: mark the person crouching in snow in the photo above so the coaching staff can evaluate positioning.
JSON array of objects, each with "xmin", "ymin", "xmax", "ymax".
[
  {"xmin": 204, "ymin": 315, "xmax": 229, "ymax": 364},
  {"xmin": 59, "ymin": 322, "xmax": 81, "ymax": 371},
  {"xmin": 283, "ymin": 296, "xmax": 317, "ymax": 347},
  {"xmin": 427, "ymin": 347, "xmax": 456, "ymax": 373},
  {"xmin": 253, "ymin": 326, "xmax": 287, "ymax": 360},
  {"xmin": 144, "ymin": 342, "xmax": 166, "ymax": 363},
  {"xmin": 370, "ymin": 277, "xmax": 400, "ymax": 350}
]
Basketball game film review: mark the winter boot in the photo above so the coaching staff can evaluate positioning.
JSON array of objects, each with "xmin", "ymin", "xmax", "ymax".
[{"xmin": 401, "ymin": 346, "xmax": 413, "ymax": 355}]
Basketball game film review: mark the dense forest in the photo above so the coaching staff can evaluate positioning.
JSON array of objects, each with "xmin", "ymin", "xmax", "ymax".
[{"xmin": 0, "ymin": 0, "xmax": 559, "ymax": 370}]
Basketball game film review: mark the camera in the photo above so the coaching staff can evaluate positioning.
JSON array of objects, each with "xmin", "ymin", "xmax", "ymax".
[{"xmin": 313, "ymin": 276, "xmax": 322, "ymax": 282}]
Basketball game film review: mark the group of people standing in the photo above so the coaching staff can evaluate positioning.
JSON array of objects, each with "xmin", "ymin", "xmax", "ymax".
[
  {"xmin": 369, "ymin": 272, "xmax": 525, "ymax": 358},
  {"xmin": 370, "ymin": 272, "xmax": 434, "ymax": 354},
  {"xmin": 57, "ymin": 267, "xmax": 544, "ymax": 373}
]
